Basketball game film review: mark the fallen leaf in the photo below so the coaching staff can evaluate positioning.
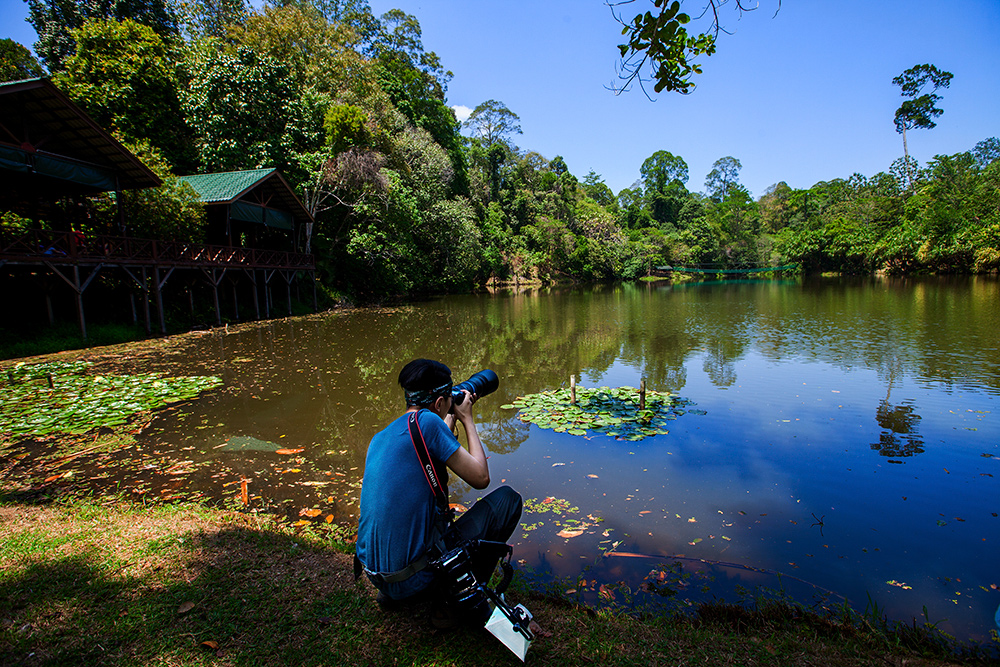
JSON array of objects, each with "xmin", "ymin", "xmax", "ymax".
[
  {"xmin": 557, "ymin": 528, "xmax": 585, "ymax": 539},
  {"xmin": 299, "ymin": 508, "xmax": 322, "ymax": 518},
  {"xmin": 199, "ymin": 640, "xmax": 219, "ymax": 651},
  {"xmin": 293, "ymin": 519, "xmax": 310, "ymax": 527},
  {"xmin": 276, "ymin": 448, "xmax": 304, "ymax": 455},
  {"xmin": 177, "ymin": 601, "xmax": 195, "ymax": 614},
  {"xmin": 448, "ymin": 503, "xmax": 467, "ymax": 513},
  {"xmin": 639, "ymin": 510, "xmax": 651, "ymax": 515},
  {"xmin": 325, "ymin": 515, "xmax": 334, "ymax": 523},
  {"xmin": 528, "ymin": 620, "xmax": 553, "ymax": 638},
  {"xmin": 586, "ymin": 474, "xmax": 599, "ymax": 479},
  {"xmin": 44, "ymin": 474, "xmax": 63, "ymax": 482}
]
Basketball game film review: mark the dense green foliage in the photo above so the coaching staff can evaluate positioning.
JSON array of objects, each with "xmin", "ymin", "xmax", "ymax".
[{"xmin": 4, "ymin": 1, "xmax": 999, "ymax": 305}]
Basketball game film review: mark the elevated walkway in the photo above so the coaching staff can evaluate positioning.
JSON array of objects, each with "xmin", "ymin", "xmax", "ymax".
[{"xmin": 1, "ymin": 228, "xmax": 316, "ymax": 338}]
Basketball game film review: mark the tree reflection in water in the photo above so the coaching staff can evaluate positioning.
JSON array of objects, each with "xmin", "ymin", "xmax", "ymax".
[{"xmin": 871, "ymin": 399, "xmax": 925, "ymax": 458}]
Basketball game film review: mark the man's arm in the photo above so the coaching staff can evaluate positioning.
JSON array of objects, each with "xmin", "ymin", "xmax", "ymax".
[{"xmin": 445, "ymin": 391, "xmax": 490, "ymax": 490}]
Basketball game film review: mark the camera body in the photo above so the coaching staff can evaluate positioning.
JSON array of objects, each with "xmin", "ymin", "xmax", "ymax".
[
  {"xmin": 451, "ymin": 369, "xmax": 499, "ymax": 406},
  {"xmin": 433, "ymin": 542, "xmax": 492, "ymax": 625}
]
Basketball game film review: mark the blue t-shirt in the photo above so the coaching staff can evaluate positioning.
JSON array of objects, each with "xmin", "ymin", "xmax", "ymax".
[{"xmin": 356, "ymin": 410, "xmax": 461, "ymax": 599}]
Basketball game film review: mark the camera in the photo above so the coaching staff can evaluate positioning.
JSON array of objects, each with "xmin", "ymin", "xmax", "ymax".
[
  {"xmin": 451, "ymin": 369, "xmax": 499, "ymax": 406},
  {"xmin": 433, "ymin": 543, "xmax": 492, "ymax": 625}
]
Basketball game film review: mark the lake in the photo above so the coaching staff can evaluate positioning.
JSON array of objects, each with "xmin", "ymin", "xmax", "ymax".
[{"xmin": 10, "ymin": 276, "xmax": 999, "ymax": 646}]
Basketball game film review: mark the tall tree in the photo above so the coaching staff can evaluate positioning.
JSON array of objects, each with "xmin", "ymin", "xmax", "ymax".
[
  {"xmin": 177, "ymin": 0, "xmax": 249, "ymax": 39},
  {"xmin": 56, "ymin": 19, "xmax": 193, "ymax": 171},
  {"xmin": 892, "ymin": 63, "xmax": 953, "ymax": 184},
  {"xmin": 463, "ymin": 99, "xmax": 522, "ymax": 147},
  {"xmin": 705, "ymin": 156, "xmax": 741, "ymax": 201},
  {"xmin": 0, "ymin": 39, "xmax": 45, "ymax": 80},
  {"xmin": 178, "ymin": 39, "xmax": 307, "ymax": 173},
  {"xmin": 27, "ymin": 0, "xmax": 180, "ymax": 72},
  {"xmin": 640, "ymin": 150, "xmax": 688, "ymax": 193}
]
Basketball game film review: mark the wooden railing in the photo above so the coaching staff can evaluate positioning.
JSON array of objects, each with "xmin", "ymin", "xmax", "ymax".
[{"xmin": 0, "ymin": 229, "xmax": 314, "ymax": 270}]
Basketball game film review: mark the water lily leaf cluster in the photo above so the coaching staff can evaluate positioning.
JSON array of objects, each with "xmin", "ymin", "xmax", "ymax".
[
  {"xmin": 1, "ymin": 360, "xmax": 223, "ymax": 438},
  {"xmin": 502, "ymin": 386, "xmax": 703, "ymax": 441}
]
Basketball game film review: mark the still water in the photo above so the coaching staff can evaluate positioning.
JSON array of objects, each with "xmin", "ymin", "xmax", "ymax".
[{"xmin": 51, "ymin": 277, "xmax": 1000, "ymax": 644}]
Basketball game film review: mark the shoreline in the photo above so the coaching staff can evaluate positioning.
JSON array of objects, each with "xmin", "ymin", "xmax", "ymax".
[{"xmin": 2, "ymin": 495, "xmax": 994, "ymax": 666}]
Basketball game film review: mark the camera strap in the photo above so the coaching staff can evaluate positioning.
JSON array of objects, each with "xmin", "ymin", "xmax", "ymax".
[{"xmin": 407, "ymin": 409, "xmax": 449, "ymax": 510}]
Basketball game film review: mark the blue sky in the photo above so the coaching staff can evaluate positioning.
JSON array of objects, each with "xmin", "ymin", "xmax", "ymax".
[{"xmin": 4, "ymin": 0, "xmax": 998, "ymax": 198}]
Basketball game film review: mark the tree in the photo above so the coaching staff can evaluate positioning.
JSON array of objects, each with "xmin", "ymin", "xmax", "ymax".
[
  {"xmin": 178, "ymin": 39, "xmax": 306, "ymax": 173},
  {"xmin": 704, "ymin": 156, "xmax": 741, "ymax": 201},
  {"xmin": 583, "ymin": 170, "xmax": 616, "ymax": 208},
  {"xmin": 973, "ymin": 137, "xmax": 1000, "ymax": 168},
  {"xmin": 640, "ymin": 150, "xmax": 688, "ymax": 193},
  {"xmin": 892, "ymin": 63, "xmax": 953, "ymax": 183},
  {"xmin": 177, "ymin": 0, "xmax": 249, "ymax": 39},
  {"xmin": 27, "ymin": 0, "xmax": 180, "ymax": 72},
  {"xmin": 463, "ymin": 99, "xmax": 522, "ymax": 147},
  {"xmin": 56, "ymin": 19, "xmax": 193, "ymax": 171},
  {"xmin": 0, "ymin": 39, "xmax": 45, "ymax": 81},
  {"xmin": 610, "ymin": 0, "xmax": 778, "ymax": 96}
]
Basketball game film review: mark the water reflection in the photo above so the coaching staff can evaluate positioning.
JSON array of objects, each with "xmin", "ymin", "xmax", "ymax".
[{"xmin": 6, "ymin": 276, "xmax": 998, "ymax": 646}]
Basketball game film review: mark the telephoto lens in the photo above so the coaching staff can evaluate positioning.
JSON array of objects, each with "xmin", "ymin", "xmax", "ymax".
[{"xmin": 452, "ymin": 369, "xmax": 499, "ymax": 405}]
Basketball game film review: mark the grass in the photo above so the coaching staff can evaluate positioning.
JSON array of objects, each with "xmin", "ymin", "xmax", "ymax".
[{"xmin": 1, "ymin": 495, "xmax": 994, "ymax": 667}]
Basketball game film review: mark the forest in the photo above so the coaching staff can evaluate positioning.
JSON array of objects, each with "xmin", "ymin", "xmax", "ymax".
[{"xmin": 2, "ymin": 0, "xmax": 999, "ymax": 304}]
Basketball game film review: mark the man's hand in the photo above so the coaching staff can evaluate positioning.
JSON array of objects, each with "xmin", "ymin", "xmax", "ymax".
[{"xmin": 452, "ymin": 389, "xmax": 478, "ymax": 425}]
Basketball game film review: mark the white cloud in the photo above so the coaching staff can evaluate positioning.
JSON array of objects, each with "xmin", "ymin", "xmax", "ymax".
[{"xmin": 451, "ymin": 105, "xmax": 473, "ymax": 123}]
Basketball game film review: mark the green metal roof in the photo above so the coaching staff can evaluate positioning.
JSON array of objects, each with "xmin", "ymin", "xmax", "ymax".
[
  {"xmin": 174, "ymin": 169, "xmax": 276, "ymax": 203},
  {"xmin": 172, "ymin": 169, "xmax": 314, "ymax": 228}
]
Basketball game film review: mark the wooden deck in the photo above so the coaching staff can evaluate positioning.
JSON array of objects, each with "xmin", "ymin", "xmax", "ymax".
[{"xmin": 1, "ymin": 229, "xmax": 316, "ymax": 338}]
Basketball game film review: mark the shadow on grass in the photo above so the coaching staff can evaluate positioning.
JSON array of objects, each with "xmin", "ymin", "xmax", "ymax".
[{"xmin": 0, "ymin": 523, "xmax": 520, "ymax": 667}]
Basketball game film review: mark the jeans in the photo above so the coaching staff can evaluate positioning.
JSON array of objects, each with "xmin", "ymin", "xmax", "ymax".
[{"xmin": 445, "ymin": 485, "xmax": 522, "ymax": 585}]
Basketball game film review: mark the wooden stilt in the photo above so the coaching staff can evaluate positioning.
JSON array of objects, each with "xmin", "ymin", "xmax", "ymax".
[
  {"xmin": 639, "ymin": 378, "xmax": 646, "ymax": 410},
  {"xmin": 153, "ymin": 265, "xmax": 166, "ymax": 335},
  {"xmin": 232, "ymin": 281, "xmax": 239, "ymax": 321},
  {"xmin": 251, "ymin": 270, "xmax": 260, "ymax": 320},
  {"xmin": 570, "ymin": 374, "xmax": 576, "ymax": 404},
  {"xmin": 141, "ymin": 267, "xmax": 151, "ymax": 334}
]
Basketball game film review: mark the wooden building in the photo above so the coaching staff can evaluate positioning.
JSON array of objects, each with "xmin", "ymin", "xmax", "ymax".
[{"xmin": 0, "ymin": 79, "xmax": 316, "ymax": 340}]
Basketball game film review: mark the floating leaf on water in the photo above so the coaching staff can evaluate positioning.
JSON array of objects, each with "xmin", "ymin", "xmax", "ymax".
[
  {"xmin": 586, "ymin": 474, "xmax": 599, "ymax": 479},
  {"xmin": 557, "ymin": 527, "xmax": 585, "ymax": 539}
]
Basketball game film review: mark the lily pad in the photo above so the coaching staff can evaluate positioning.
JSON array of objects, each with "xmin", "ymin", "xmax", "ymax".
[
  {"xmin": 1, "ymin": 360, "xmax": 223, "ymax": 439},
  {"xmin": 508, "ymin": 385, "xmax": 700, "ymax": 441}
]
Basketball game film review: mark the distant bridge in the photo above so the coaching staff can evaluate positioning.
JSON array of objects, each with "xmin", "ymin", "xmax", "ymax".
[{"xmin": 654, "ymin": 264, "xmax": 798, "ymax": 275}]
